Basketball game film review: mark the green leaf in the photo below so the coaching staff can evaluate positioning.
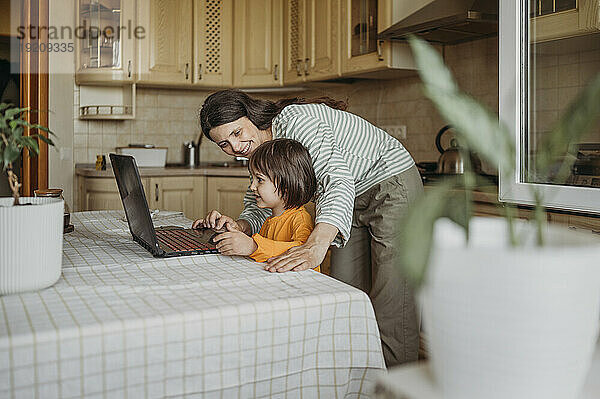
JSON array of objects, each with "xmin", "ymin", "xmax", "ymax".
[
  {"xmin": 409, "ymin": 35, "xmax": 515, "ymax": 173},
  {"xmin": 3, "ymin": 143, "xmax": 20, "ymax": 166},
  {"xmin": 34, "ymin": 134, "xmax": 55, "ymax": 146},
  {"xmin": 4, "ymin": 107, "xmax": 29, "ymax": 120},
  {"xmin": 17, "ymin": 136, "xmax": 39, "ymax": 154},
  {"xmin": 397, "ymin": 180, "xmax": 469, "ymax": 287},
  {"xmin": 425, "ymin": 89, "xmax": 515, "ymax": 171},
  {"xmin": 30, "ymin": 124, "xmax": 56, "ymax": 137},
  {"xmin": 408, "ymin": 36, "xmax": 458, "ymax": 93},
  {"xmin": 11, "ymin": 125, "xmax": 23, "ymax": 139},
  {"xmin": 0, "ymin": 103, "xmax": 12, "ymax": 112}
]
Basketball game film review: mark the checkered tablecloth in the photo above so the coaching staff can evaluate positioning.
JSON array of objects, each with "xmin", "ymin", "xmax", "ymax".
[{"xmin": 0, "ymin": 211, "xmax": 385, "ymax": 398}]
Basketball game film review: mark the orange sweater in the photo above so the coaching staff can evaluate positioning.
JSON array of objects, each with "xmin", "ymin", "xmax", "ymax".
[{"xmin": 250, "ymin": 206, "xmax": 319, "ymax": 272}]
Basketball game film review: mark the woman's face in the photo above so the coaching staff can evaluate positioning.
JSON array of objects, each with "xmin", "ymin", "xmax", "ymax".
[{"xmin": 208, "ymin": 117, "xmax": 271, "ymax": 158}]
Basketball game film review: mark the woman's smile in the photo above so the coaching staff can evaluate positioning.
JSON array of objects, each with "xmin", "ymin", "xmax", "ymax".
[
  {"xmin": 237, "ymin": 142, "xmax": 252, "ymax": 156},
  {"xmin": 208, "ymin": 117, "xmax": 272, "ymax": 157}
]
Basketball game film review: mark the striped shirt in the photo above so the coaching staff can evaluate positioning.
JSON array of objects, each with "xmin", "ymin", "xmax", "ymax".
[{"xmin": 238, "ymin": 103, "xmax": 415, "ymax": 247}]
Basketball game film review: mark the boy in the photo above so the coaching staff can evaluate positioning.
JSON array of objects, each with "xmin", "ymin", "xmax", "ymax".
[{"xmin": 193, "ymin": 139, "xmax": 319, "ymax": 271}]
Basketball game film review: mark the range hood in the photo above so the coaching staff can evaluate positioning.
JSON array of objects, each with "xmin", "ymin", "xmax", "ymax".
[{"xmin": 379, "ymin": 0, "xmax": 498, "ymax": 45}]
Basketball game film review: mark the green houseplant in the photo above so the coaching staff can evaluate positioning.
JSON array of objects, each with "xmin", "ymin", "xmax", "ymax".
[
  {"xmin": 0, "ymin": 103, "xmax": 55, "ymax": 205},
  {"xmin": 0, "ymin": 103, "xmax": 63, "ymax": 295},
  {"xmin": 398, "ymin": 37, "xmax": 600, "ymax": 399}
]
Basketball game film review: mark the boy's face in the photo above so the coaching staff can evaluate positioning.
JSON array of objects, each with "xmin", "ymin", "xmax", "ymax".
[{"xmin": 249, "ymin": 170, "xmax": 283, "ymax": 211}]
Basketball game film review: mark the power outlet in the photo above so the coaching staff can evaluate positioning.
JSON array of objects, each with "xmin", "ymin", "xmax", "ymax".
[{"xmin": 379, "ymin": 125, "xmax": 407, "ymax": 140}]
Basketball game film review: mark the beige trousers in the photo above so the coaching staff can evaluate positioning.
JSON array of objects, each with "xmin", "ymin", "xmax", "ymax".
[{"xmin": 329, "ymin": 165, "xmax": 423, "ymax": 368}]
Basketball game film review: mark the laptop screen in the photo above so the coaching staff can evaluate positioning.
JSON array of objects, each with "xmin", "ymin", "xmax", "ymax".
[{"xmin": 110, "ymin": 154, "xmax": 158, "ymax": 250}]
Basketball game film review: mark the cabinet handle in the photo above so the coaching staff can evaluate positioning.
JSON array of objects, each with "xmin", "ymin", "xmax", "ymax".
[
  {"xmin": 296, "ymin": 59, "xmax": 302, "ymax": 76},
  {"xmin": 155, "ymin": 184, "xmax": 159, "ymax": 202},
  {"xmin": 185, "ymin": 63, "xmax": 190, "ymax": 80},
  {"xmin": 127, "ymin": 60, "xmax": 132, "ymax": 78},
  {"xmin": 377, "ymin": 40, "xmax": 384, "ymax": 61},
  {"xmin": 198, "ymin": 63, "xmax": 202, "ymax": 80},
  {"xmin": 304, "ymin": 58, "xmax": 309, "ymax": 76},
  {"xmin": 273, "ymin": 64, "xmax": 279, "ymax": 81}
]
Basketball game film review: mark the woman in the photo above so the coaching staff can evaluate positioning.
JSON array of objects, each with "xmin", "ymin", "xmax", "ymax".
[{"xmin": 199, "ymin": 89, "xmax": 423, "ymax": 367}]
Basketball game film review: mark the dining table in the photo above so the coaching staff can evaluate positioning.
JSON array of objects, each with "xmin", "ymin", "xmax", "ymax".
[{"xmin": 0, "ymin": 210, "xmax": 386, "ymax": 398}]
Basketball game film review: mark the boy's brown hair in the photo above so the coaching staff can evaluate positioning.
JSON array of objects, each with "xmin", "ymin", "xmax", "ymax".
[{"xmin": 249, "ymin": 138, "xmax": 317, "ymax": 209}]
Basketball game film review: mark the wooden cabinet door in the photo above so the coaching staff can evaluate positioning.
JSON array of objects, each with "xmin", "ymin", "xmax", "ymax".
[
  {"xmin": 137, "ymin": 0, "xmax": 193, "ymax": 84},
  {"xmin": 193, "ymin": 0, "xmax": 233, "ymax": 86},
  {"xmin": 283, "ymin": 0, "xmax": 307, "ymax": 84},
  {"xmin": 206, "ymin": 177, "xmax": 251, "ymax": 220},
  {"xmin": 305, "ymin": 0, "xmax": 340, "ymax": 80},
  {"xmin": 76, "ymin": 0, "xmax": 137, "ymax": 84},
  {"xmin": 78, "ymin": 177, "xmax": 150, "ymax": 211},
  {"xmin": 233, "ymin": 0, "xmax": 283, "ymax": 87},
  {"xmin": 340, "ymin": 0, "xmax": 414, "ymax": 75},
  {"xmin": 149, "ymin": 176, "xmax": 205, "ymax": 220}
]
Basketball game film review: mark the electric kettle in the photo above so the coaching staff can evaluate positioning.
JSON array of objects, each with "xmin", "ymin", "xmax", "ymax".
[{"xmin": 436, "ymin": 125, "xmax": 482, "ymax": 174}]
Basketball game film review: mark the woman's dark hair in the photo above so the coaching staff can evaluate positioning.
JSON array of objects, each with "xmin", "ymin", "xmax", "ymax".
[
  {"xmin": 199, "ymin": 89, "xmax": 347, "ymax": 141},
  {"xmin": 249, "ymin": 138, "xmax": 317, "ymax": 210}
]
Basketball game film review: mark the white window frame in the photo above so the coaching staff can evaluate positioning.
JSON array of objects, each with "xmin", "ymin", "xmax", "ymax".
[{"xmin": 498, "ymin": 0, "xmax": 600, "ymax": 215}]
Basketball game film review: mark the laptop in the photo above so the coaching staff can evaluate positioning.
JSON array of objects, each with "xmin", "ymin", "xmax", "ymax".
[{"xmin": 109, "ymin": 153, "xmax": 219, "ymax": 257}]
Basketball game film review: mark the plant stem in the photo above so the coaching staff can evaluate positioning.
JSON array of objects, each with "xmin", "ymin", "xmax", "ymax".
[
  {"xmin": 505, "ymin": 204, "xmax": 518, "ymax": 246},
  {"xmin": 6, "ymin": 163, "xmax": 21, "ymax": 206},
  {"xmin": 533, "ymin": 189, "xmax": 546, "ymax": 246}
]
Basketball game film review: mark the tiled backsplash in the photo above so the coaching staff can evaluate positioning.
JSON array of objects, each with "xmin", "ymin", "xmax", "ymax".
[
  {"xmin": 73, "ymin": 37, "xmax": 499, "ymax": 169},
  {"xmin": 322, "ymin": 37, "xmax": 498, "ymax": 170},
  {"xmin": 532, "ymin": 34, "xmax": 600, "ymax": 144}
]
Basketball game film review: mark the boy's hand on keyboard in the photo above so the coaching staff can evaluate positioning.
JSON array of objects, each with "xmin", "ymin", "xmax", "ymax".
[
  {"xmin": 213, "ymin": 223, "xmax": 258, "ymax": 256},
  {"xmin": 192, "ymin": 210, "xmax": 240, "ymax": 233}
]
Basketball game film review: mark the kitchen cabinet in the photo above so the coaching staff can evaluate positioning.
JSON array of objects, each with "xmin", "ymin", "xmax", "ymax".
[
  {"xmin": 233, "ymin": 0, "xmax": 284, "ymax": 87},
  {"xmin": 148, "ymin": 176, "xmax": 206, "ymax": 220},
  {"xmin": 77, "ymin": 175, "xmax": 205, "ymax": 220},
  {"xmin": 78, "ymin": 176, "xmax": 150, "ymax": 212},
  {"xmin": 206, "ymin": 176, "xmax": 250, "ymax": 220},
  {"xmin": 283, "ymin": 0, "xmax": 341, "ymax": 84},
  {"xmin": 530, "ymin": 0, "xmax": 600, "ymax": 42},
  {"xmin": 75, "ymin": 0, "xmax": 136, "ymax": 85},
  {"xmin": 340, "ymin": 0, "xmax": 415, "ymax": 76},
  {"xmin": 137, "ymin": 0, "xmax": 194, "ymax": 85},
  {"xmin": 193, "ymin": 0, "xmax": 233, "ymax": 86}
]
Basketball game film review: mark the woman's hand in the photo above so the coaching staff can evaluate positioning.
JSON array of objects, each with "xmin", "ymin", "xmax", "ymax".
[
  {"xmin": 264, "ymin": 241, "xmax": 329, "ymax": 272},
  {"xmin": 264, "ymin": 222, "xmax": 338, "ymax": 272},
  {"xmin": 192, "ymin": 210, "xmax": 240, "ymax": 232},
  {"xmin": 213, "ymin": 223, "xmax": 258, "ymax": 256}
]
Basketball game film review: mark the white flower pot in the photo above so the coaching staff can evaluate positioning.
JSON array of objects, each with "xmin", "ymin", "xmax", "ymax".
[
  {"xmin": 422, "ymin": 217, "xmax": 600, "ymax": 399},
  {"xmin": 0, "ymin": 197, "xmax": 63, "ymax": 295}
]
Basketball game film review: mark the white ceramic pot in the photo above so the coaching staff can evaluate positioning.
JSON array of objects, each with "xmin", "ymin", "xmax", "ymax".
[
  {"xmin": 0, "ymin": 197, "xmax": 63, "ymax": 295},
  {"xmin": 422, "ymin": 217, "xmax": 600, "ymax": 399}
]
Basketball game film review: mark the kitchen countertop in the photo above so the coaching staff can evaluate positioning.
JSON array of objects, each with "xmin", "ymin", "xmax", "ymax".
[
  {"xmin": 423, "ymin": 181, "xmax": 500, "ymax": 205},
  {"xmin": 77, "ymin": 164, "xmax": 501, "ymax": 204},
  {"xmin": 75, "ymin": 163, "xmax": 251, "ymax": 178}
]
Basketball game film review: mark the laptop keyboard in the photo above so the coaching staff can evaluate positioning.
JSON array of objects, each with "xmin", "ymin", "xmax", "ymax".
[{"xmin": 155, "ymin": 229, "xmax": 216, "ymax": 252}]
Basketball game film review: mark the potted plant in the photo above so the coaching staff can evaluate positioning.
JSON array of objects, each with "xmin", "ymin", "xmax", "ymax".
[
  {"xmin": 0, "ymin": 103, "xmax": 62, "ymax": 295},
  {"xmin": 397, "ymin": 37, "xmax": 600, "ymax": 399}
]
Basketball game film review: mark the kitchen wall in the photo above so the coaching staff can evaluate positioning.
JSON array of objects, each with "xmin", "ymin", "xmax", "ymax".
[
  {"xmin": 73, "ymin": 88, "xmax": 292, "ymax": 165},
  {"xmin": 73, "ymin": 36, "xmax": 499, "ymax": 170},
  {"xmin": 326, "ymin": 37, "xmax": 499, "ymax": 167}
]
